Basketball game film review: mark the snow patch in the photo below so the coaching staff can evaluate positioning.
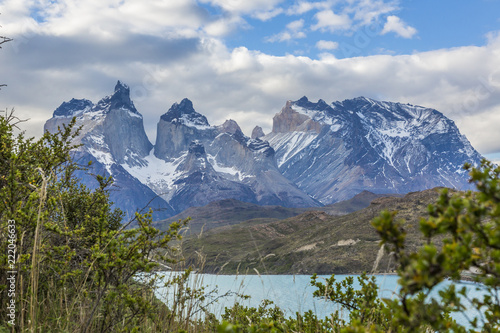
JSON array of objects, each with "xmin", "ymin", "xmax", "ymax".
[
  {"xmin": 379, "ymin": 127, "xmax": 411, "ymax": 138},
  {"xmin": 87, "ymin": 148, "xmax": 114, "ymax": 174},
  {"xmin": 267, "ymin": 132, "xmax": 318, "ymax": 167},
  {"xmin": 207, "ymin": 154, "xmax": 243, "ymax": 179},
  {"xmin": 122, "ymin": 151, "xmax": 187, "ymax": 200},
  {"xmin": 179, "ymin": 114, "xmax": 211, "ymax": 130},
  {"xmin": 122, "ymin": 108, "xmax": 142, "ymax": 119},
  {"xmin": 88, "ymin": 134, "xmax": 105, "ymax": 146}
]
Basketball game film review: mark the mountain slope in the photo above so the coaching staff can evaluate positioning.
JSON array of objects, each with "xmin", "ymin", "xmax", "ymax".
[
  {"xmin": 155, "ymin": 199, "xmax": 306, "ymax": 234},
  {"xmin": 156, "ymin": 190, "xmax": 394, "ymax": 234},
  {"xmin": 264, "ymin": 97, "xmax": 482, "ymax": 204}
]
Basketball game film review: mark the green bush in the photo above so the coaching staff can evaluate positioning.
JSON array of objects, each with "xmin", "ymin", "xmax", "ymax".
[
  {"xmin": 218, "ymin": 160, "xmax": 500, "ymax": 332},
  {"xmin": 0, "ymin": 110, "xmax": 188, "ymax": 332}
]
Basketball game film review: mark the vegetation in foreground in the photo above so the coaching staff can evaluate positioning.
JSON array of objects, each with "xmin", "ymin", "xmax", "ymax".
[{"xmin": 2, "ymin": 108, "xmax": 500, "ymax": 332}]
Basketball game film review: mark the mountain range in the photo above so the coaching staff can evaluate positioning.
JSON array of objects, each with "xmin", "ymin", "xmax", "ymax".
[{"xmin": 44, "ymin": 81, "xmax": 482, "ymax": 220}]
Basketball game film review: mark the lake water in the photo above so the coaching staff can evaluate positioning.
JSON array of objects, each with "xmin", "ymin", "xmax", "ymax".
[{"xmin": 152, "ymin": 272, "xmax": 492, "ymax": 328}]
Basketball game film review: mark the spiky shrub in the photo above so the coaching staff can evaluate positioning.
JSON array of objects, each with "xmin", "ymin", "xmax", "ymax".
[
  {"xmin": 0, "ymin": 110, "xmax": 188, "ymax": 332},
  {"xmin": 219, "ymin": 160, "xmax": 500, "ymax": 332},
  {"xmin": 368, "ymin": 159, "xmax": 500, "ymax": 332}
]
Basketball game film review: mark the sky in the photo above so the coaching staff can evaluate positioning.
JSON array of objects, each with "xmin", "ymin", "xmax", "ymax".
[{"xmin": 1, "ymin": 0, "xmax": 500, "ymax": 162}]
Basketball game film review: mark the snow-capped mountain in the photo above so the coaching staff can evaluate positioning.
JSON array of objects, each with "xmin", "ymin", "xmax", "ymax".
[
  {"xmin": 126, "ymin": 97, "xmax": 320, "ymax": 212},
  {"xmin": 44, "ymin": 81, "xmax": 174, "ymax": 220},
  {"xmin": 263, "ymin": 96, "xmax": 482, "ymax": 204},
  {"xmin": 44, "ymin": 81, "xmax": 482, "ymax": 219},
  {"xmin": 44, "ymin": 82, "xmax": 320, "ymax": 218}
]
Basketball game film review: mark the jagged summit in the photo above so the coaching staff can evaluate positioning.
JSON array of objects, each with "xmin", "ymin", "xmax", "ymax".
[
  {"xmin": 94, "ymin": 80, "xmax": 138, "ymax": 114},
  {"xmin": 160, "ymin": 98, "xmax": 210, "ymax": 128},
  {"xmin": 115, "ymin": 80, "xmax": 129, "ymax": 91},
  {"xmin": 295, "ymin": 96, "xmax": 330, "ymax": 111},
  {"xmin": 251, "ymin": 126, "xmax": 265, "ymax": 139},
  {"xmin": 53, "ymin": 98, "xmax": 93, "ymax": 117},
  {"xmin": 217, "ymin": 119, "xmax": 243, "ymax": 136}
]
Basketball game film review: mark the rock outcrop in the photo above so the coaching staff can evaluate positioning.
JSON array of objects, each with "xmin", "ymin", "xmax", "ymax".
[{"xmin": 251, "ymin": 126, "xmax": 265, "ymax": 139}]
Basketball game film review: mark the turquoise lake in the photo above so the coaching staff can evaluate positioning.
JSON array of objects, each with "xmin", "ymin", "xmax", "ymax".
[{"xmin": 151, "ymin": 272, "xmax": 491, "ymax": 328}]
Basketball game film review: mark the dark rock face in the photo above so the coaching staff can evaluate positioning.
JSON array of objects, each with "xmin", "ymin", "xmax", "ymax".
[
  {"xmin": 160, "ymin": 98, "xmax": 209, "ymax": 125},
  {"xmin": 53, "ymin": 98, "xmax": 93, "ymax": 117},
  {"xmin": 94, "ymin": 81, "xmax": 140, "ymax": 114},
  {"xmin": 264, "ymin": 96, "xmax": 482, "ymax": 204}
]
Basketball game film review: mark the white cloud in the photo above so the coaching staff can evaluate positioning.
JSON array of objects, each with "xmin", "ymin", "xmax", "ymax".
[
  {"xmin": 286, "ymin": 1, "xmax": 331, "ymax": 15},
  {"xmin": 266, "ymin": 19, "xmax": 307, "ymax": 42},
  {"xmin": 311, "ymin": 9, "xmax": 352, "ymax": 32},
  {"xmin": 204, "ymin": 15, "xmax": 248, "ymax": 37},
  {"xmin": 381, "ymin": 15, "xmax": 417, "ymax": 38},
  {"xmin": 1, "ymin": 0, "xmax": 500, "ymax": 158},
  {"xmin": 316, "ymin": 40, "xmax": 339, "ymax": 50},
  {"xmin": 286, "ymin": 19, "xmax": 305, "ymax": 31},
  {"xmin": 348, "ymin": 0, "xmax": 399, "ymax": 26},
  {"xmin": 252, "ymin": 8, "xmax": 284, "ymax": 21},
  {"xmin": 199, "ymin": 0, "xmax": 284, "ymax": 15}
]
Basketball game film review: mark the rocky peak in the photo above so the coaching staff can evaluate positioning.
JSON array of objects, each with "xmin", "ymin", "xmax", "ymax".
[
  {"xmin": 53, "ymin": 98, "xmax": 93, "ymax": 117},
  {"xmin": 247, "ymin": 139, "xmax": 275, "ymax": 157},
  {"xmin": 93, "ymin": 80, "xmax": 139, "ymax": 114},
  {"xmin": 218, "ymin": 119, "xmax": 243, "ymax": 135},
  {"xmin": 155, "ymin": 99, "xmax": 215, "ymax": 160},
  {"xmin": 272, "ymin": 100, "xmax": 322, "ymax": 133},
  {"xmin": 251, "ymin": 126, "xmax": 265, "ymax": 139},
  {"xmin": 115, "ymin": 80, "xmax": 129, "ymax": 93},
  {"xmin": 160, "ymin": 98, "xmax": 210, "ymax": 128},
  {"xmin": 295, "ymin": 96, "xmax": 330, "ymax": 111}
]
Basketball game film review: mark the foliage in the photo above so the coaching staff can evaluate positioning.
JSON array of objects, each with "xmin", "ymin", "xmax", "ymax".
[
  {"xmin": 218, "ymin": 300, "xmax": 335, "ymax": 332},
  {"xmin": 310, "ymin": 272, "xmax": 389, "ymax": 331},
  {"xmin": 0, "ymin": 110, "xmax": 189, "ymax": 332},
  {"xmin": 368, "ymin": 159, "xmax": 500, "ymax": 332},
  {"xmin": 217, "ymin": 159, "xmax": 500, "ymax": 332}
]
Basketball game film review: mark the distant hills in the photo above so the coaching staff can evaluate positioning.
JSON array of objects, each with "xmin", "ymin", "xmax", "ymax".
[
  {"xmin": 154, "ymin": 190, "xmax": 399, "ymax": 234},
  {"xmin": 44, "ymin": 81, "xmax": 481, "ymax": 219},
  {"xmin": 179, "ymin": 188, "xmax": 444, "ymax": 275}
]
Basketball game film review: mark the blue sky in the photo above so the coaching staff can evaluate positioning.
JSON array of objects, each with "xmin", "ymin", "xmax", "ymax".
[
  {"xmin": 217, "ymin": 1, "xmax": 500, "ymax": 58},
  {"xmin": 1, "ymin": 0, "xmax": 500, "ymax": 161}
]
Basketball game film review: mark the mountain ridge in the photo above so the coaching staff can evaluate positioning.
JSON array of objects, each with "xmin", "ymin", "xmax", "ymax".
[{"xmin": 43, "ymin": 81, "xmax": 482, "ymax": 220}]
